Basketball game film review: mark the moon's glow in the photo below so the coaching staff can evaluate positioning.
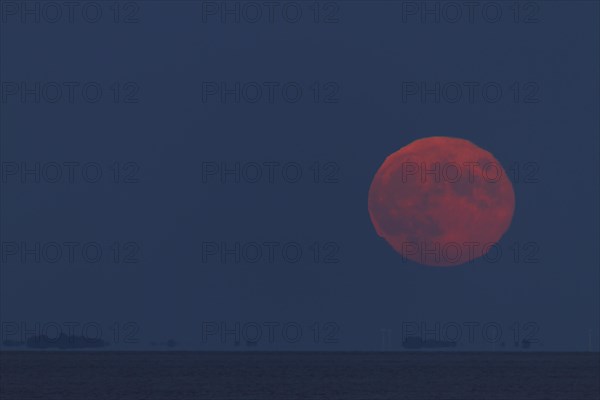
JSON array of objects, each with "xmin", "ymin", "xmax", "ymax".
[{"xmin": 368, "ymin": 136, "xmax": 515, "ymax": 267}]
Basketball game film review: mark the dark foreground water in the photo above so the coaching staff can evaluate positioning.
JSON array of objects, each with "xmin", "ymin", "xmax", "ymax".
[{"xmin": 1, "ymin": 352, "xmax": 598, "ymax": 400}]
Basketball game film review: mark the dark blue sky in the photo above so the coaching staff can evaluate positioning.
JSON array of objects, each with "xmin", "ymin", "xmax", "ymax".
[{"xmin": 1, "ymin": 1, "xmax": 598, "ymax": 351}]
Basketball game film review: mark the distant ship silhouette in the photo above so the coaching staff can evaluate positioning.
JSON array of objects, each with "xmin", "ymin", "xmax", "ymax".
[
  {"xmin": 516, "ymin": 339, "xmax": 534, "ymax": 349},
  {"xmin": 2, "ymin": 340, "xmax": 25, "ymax": 347},
  {"xmin": 24, "ymin": 333, "xmax": 109, "ymax": 349}
]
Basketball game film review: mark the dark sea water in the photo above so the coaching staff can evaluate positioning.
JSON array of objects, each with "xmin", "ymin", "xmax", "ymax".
[{"xmin": 1, "ymin": 352, "xmax": 598, "ymax": 400}]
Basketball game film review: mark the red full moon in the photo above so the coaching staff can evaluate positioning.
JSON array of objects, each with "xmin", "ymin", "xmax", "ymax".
[{"xmin": 368, "ymin": 136, "xmax": 515, "ymax": 267}]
